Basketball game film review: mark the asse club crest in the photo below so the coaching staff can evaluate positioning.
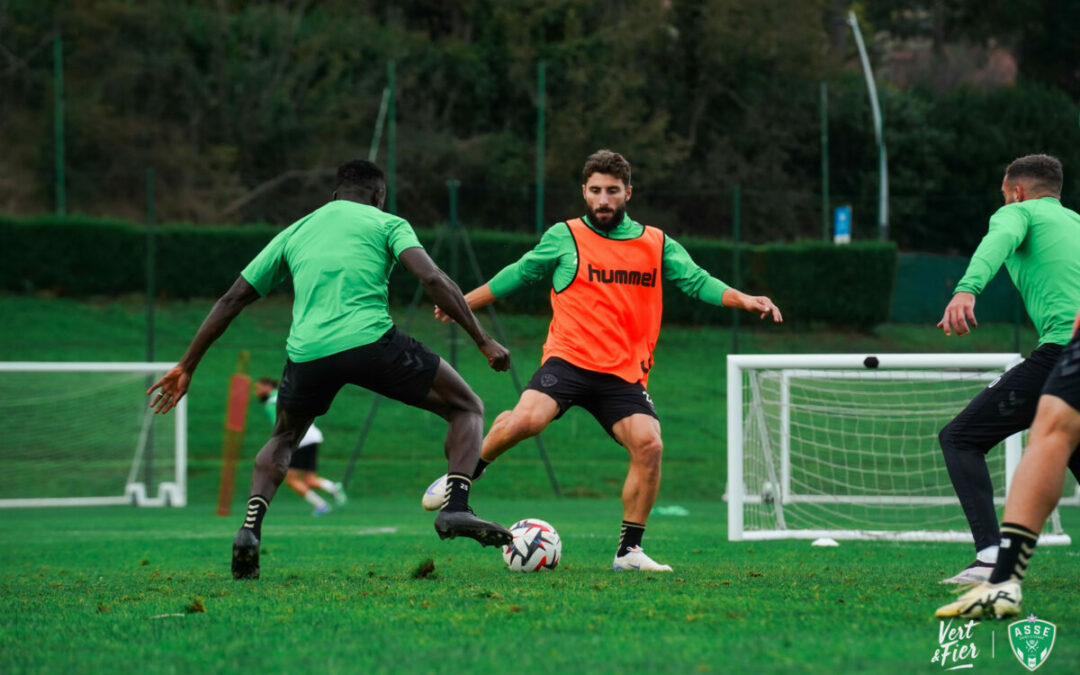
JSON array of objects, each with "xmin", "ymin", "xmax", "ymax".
[{"xmin": 1008, "ymin": 615, "xmax": 1057, "ymax": 671}]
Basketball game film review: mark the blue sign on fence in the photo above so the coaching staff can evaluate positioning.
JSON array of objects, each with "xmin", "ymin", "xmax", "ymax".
[{"xmin": 834, "ymin": 205, "xmax": 852, "ymax": 244}]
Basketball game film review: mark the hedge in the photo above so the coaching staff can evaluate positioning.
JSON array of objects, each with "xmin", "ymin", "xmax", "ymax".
[{"xmin": 0, "ymin": 216, "xmax": 897, "ymax": 328}]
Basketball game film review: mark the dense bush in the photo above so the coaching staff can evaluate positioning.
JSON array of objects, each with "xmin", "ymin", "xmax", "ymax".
[{"xmin": 0, "ymin": 216, "xmax": 897, "ymax": 328}]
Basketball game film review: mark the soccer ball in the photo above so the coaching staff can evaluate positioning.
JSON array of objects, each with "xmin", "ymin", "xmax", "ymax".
[
  {"xmin": 761, "ymin": 481, "xmax": 777, "ymax": 505},
  {"xmin": 502, "ymin": 518, "xmax": 561, "ymax": 572}
]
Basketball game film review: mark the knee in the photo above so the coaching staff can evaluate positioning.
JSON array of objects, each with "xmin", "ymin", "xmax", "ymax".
[
  {"xmin": 455, "ymin": 389, "xmax": 483, "ymax": 419},
  {"xmin": 504, "ymin": 410, "xmax": 548, "ymax": 439},
  {"xmin": 629, "ymin": 435, "xmax": 664, "ymax": 471},
  {"xmin": 938, "ymin": 420, "xmax": 964, "ymax": 454},
  {"xmin": 256, "ymin": 442, "xmax": 291, "ymax": 477}
]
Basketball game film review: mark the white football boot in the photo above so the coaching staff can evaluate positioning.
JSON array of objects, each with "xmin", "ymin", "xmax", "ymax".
[
  {"xmin": 612, "ymin": 546, "xmax": 673, "ymax": 572},
  {"xmin": 421, "ymin": 474, "xmax": 448, "ymax": 511},
  {"xmin": 332, "ymin": 482, "xmax": 347, "ymax": 507},
  {"xmin": 940, "ymin": 560, "xmax": 994, "ymax": 584},
  {"xmin": 935, "ymin": 580, "xmax": 1022, "ymax": 619}
]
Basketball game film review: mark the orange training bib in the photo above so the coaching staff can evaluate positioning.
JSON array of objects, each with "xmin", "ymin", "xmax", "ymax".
[{"xmin": 542, "ymin": 218, "xmax": 664, "ymax": 385}]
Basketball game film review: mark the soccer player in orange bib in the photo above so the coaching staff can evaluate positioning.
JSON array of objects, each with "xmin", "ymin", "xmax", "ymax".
[{"xmin": 423, "ymin": 149, "xmax": 782, "ymax": 571}]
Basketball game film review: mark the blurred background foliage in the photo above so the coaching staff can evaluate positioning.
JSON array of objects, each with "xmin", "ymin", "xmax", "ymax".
[{"xmin": 1, "ymin": 0, "xmax": 1079, "ymax": 250}]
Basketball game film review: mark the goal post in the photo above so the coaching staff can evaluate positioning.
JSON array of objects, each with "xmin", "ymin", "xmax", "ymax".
[
  {"xmin": 0, "ymin": 362, "xmax": 187, "ymax": 508},
  {"xmin": 727, "ymin": 353, "xmax": 1076, "ymax": 544}
]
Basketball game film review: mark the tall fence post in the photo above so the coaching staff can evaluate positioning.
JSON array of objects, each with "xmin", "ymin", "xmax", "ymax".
[
  {"xmin": 535, "ymin": 60, "xmax": 546, "ymax": 237},
  {"xmin": 732, "ymin": 185, "xmax": 741, "ymax": 354},
  {"xmin": 387, "ymin": 60, "xmax": 397, "ymax": 215},
  {"xmin": 820, "ymin": 81, "xmax": 830, "ymax": 241},
  {"xmin": 447, "ymin": 179, "xmax": 461, "ymax": 368},
  {"xmin": 53, "ymin": 34, "xmax": 66, "ymax": 216}
]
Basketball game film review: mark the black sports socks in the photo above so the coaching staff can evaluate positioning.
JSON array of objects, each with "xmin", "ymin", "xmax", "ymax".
[
  {"xmin": 443, "ymin": 474, "xmax": 472, "ymax": 511},
  {"xmin": 989, "ymin": 522, "xmax": 1038, "ymax": 584},
  {"xmin": 617, "ymin": 520, "xmax": 646, "ymax": 557},
  {"xmin": 472, "ymin": 458, "xmax": 490, "ymax": 480},
  {"xmin": 243, "ymin": 495, "xmax": 270, "ymax": 539}
]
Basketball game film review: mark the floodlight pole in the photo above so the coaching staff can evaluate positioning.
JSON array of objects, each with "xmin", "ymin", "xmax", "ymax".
[{"xmin": 848, "ymin": 11, "xmax": 888, "ymax": 241}]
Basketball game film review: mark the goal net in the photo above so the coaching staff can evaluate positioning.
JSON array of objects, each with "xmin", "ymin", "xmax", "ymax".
[
  {"xmin": 0, "ymin": 362, "xmax": 187, "ymax": 507},
  {"xmin": 727, "ymin": 353, "xmax": 1077, "ymax": 543}
]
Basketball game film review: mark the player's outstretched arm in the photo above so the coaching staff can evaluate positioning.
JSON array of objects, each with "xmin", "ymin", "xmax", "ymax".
[
  {"xmin": 398, "ymin": 248, "xmax": 510, "ymax": 371},
  {"xmin": 722, "ymin": 289, "xmax": 783, "ymax": 323},
  {"xmin": 147, "ymin": 276, "xmax": 261, "ymax": 413},
  {"xmin": 937, "ymin": 292, "xmax": 978, "ymax": 337},
  {"xmin": 433, "ymin": 284, "xmax": 496, "ymax": 323}
]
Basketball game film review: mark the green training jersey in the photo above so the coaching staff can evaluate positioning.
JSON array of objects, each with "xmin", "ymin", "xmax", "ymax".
[
  {"xmin": 955, "ymin": 197, "xmax": 1080, "ymax": 346},
  {"xmin": 262, "ymin": 392, "xmax": 277, "ymax": 424},
  {"xmin": 241, "ymin": 200, "xmax": 422, "ymax": 362},
  {"xmin": 488, "ymin": 214, "xmax": 731, "ymax": 303}
]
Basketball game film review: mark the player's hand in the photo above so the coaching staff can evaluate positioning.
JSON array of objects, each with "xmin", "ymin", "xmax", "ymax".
[
  {"xmin": 938, "ymin": 292, "xmax": 977, "ymax": 337},
  {"xmin": 478, "ymin": 338, "xmax": 510, "ymax": 372},
  {"xmin": 146, "ymin": 365, "xmax": 190, "ymax": 414},
  {"xmin": 1072, "ymin": 307, "xmax": 1080, "ymax": 337},
  {"xmin": 433, "ymin": 305, "xmax": 454, "ymax": 323},
  {"xmin": 743, "ymin": 295, "xmax": 783, "ymax": 323}
]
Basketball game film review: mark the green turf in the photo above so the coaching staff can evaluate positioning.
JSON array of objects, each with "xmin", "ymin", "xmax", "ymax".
[
  {"xmin": 2, "ymin": 500, "xmax": 1078, "ymax": 673},
  {"xmin": 2, "ymin": 295, "xmax": 1078, "ymax": 673}
]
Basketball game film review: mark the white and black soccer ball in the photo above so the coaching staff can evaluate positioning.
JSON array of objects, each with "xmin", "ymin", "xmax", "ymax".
[
  {"xmin": 761, "ymin": 481, "xmax": 777, "ymax": 505},
  {"xmin": 502, "ymin": 518, "xmax": 561, "ymax": 572}
]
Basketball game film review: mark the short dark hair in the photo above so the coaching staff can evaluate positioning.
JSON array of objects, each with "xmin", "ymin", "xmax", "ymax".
[
  {"xmin": 336, "ymin": 159, "xmax": 386, "ymax": 193},
  {"xmin": 256, "ymin": 377, "xmax": 278, "ymax": 388},
  {"xmin": 1005, "ymin": 154, "xmax": 1063, "ymax": 195},
  {"xmin": 582, "ymin": 149, "xmax": 631, "ymax": 186}
]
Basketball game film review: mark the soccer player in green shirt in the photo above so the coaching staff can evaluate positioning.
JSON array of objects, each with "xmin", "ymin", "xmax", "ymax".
[
  {"xmin": 148, "ymin": 160, "xmax": 513, "ymax": 579},
  {"xmin": 938, "ymin": 307, "xmax": 1080, "ymax": 619},
  {"xmin": 937, "ymin": 154, "xmax": 1080, "ymax": 584}
]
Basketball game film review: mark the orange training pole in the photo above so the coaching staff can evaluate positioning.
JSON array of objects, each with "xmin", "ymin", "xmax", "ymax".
[{"xmin": 216, "ymin": 350, "xmax": 251, "ymax": 516}]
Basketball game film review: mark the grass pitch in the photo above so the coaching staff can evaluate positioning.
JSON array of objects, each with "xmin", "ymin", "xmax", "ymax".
[
  {"xmin": 2, "ymin": 295, "xmax": 1079, "ymax": 673},
  {"xmin": 3, "ymin": 499, "xmax": 1079, "ymax": 674}
]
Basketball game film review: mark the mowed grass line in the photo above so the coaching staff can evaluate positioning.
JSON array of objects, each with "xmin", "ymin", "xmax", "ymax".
[{"xmin": 3, "ymin": 499, "xmax": 1079, "ymax": 674}]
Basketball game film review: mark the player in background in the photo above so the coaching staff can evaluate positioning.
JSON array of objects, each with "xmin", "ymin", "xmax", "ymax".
[
  {"xmin": 147, "ymin": 159, "xmax": 513, "ymax": 580},
  {"xmin": 937, "ymin": 154, "xmax": 1080, "ymax": 584},
  {"xmin": 254, "ymin": 377, "xmax": 345, "ymax": 515},
  {"xmin": 937, "ymin": 307, "xmax": 1080, "ymax": 618},
  {"xmin": 422, "ymin": 149, "xmax": 782, "ymax": 572}
]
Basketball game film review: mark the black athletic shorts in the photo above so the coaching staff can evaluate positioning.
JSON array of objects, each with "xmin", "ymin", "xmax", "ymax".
[
  {"xmin": 288, "ymin": 443, "xmax": 318, "ymax": 471},
  {"xmin": 525, "ymin": 357, "xmax": 658, "ymax": 439},
  {"xmin": 1042, "ymin": 331, "xmax": 1080, "ymax": 412},
  {"xmin": 277, "ymin": 327, "xmax": 441, "ymax": 417}
]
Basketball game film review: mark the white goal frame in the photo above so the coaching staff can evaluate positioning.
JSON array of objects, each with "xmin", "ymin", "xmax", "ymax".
[
  {"xmin": 0, "ymin": 362, "xmax": 187, "ymax": 508},
  {"xmin": 727, "ymin": 353, "xmax": 1076, "ymax": 544}
]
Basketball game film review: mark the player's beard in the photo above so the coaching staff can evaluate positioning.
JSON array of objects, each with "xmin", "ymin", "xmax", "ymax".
[{"xmin": 587, "ymin": 204, "xmax": 625, "ymax": 232}]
